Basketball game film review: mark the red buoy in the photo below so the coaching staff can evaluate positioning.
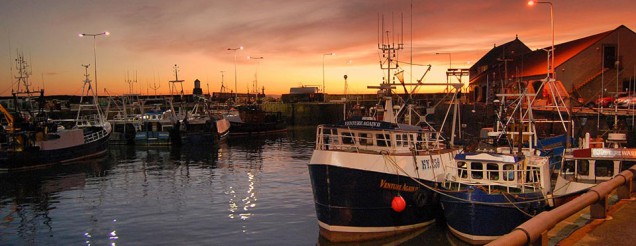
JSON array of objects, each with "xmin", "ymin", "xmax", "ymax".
[{"xmin": 391, "ymin": 195, "xmax": 406, "ymax": 212}]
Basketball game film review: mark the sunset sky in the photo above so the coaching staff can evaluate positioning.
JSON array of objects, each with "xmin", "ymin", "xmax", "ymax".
[{"xmin": 1, "ymin": 0, "xmax": 635, "ymax": 96}]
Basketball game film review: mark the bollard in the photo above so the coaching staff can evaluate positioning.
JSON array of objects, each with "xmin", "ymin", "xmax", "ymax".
[
  {"xmin": 590, "ymin": 192, "xmax": 608, "ymax": 219},
  {"xmin": 616, "ymin": 173, "xmax": 632, "ymax": 199}
]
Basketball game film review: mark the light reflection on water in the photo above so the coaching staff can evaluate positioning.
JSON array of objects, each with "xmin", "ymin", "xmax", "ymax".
[{"xmin": 0, "ymin": 126, "xmax": 462, "ymax": 245}]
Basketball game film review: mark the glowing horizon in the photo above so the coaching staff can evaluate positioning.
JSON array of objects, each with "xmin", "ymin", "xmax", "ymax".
[{"xmin": 1, "ymin": 0, "xmax": 635, "ymax": 96}]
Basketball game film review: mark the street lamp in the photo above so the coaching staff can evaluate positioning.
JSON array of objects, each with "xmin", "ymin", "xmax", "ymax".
[
  {"xmin": 79, "ymin": 31, "xmax": 109, "ymax": 98},
  {"xmin": 228, "ymin": 46, "xmax": 244, "ymax": 103},
  {"xmin": 322, "ymin": 52, "xmax": 335, "ymax": 95},
  {"xmin": 248, "ymin": 56, "xmax": 264, "ymax": 99},
  {"xmin": 528, "ymin": 0, "xmax": 554, "ymax": 79}
]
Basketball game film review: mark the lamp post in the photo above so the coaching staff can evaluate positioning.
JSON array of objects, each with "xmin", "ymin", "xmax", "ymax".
[
  {"xmin": 528, "ymin": 0, "xmax": 554, "ymax": 80},
  {"xmin": 248, "ymin": 56, "xmax": 264, "ymax": 101},
  {"xmin": 228, "ymin": 46, "xmax": 243, "ymax": 103},
  {"xmin": 79, "ymin": 31, "xmax": 109, "ymax": 98},
  {"xmin": 322, "ymin": 52, "xmax": 335, "ymax": 95}
]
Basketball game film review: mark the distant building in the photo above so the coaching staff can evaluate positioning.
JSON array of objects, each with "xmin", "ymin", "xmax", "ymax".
[
  {"xmin": 469, "ymin": 25, "xmax": 636, "ymax": 105},
  {"xmin": 193, "ymin": 79, "xmax": 203, "ymax": 96}
]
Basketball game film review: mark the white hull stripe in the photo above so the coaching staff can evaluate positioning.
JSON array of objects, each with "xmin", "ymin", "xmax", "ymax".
[{"xmin": 318, "ymin": 220, "xmax": 435, "ymax": 233}]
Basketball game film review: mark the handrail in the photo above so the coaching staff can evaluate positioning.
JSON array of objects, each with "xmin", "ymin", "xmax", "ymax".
[{"xmin": 487, "ymin": 165, "xmax": 635, "ymax": 246}]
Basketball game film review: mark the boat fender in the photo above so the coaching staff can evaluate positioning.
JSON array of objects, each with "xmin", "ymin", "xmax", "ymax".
[
  {"xmin": 413, "ymin": 189, "xmax": 429, "ymax": 207},
  {"xmin": 391, "ymin": 195, "xmax": 406, "ymax": 212}
]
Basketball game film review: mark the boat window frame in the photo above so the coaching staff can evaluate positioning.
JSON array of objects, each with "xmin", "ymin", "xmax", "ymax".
[
  {"xmin": 594, "ymin": 159, "xmax": 614, "ymax": 178},
  {"xmin": 470, "ymin": 162, "xmax": 484, "ymax": 180},
  {"xmin": 503, "ymin": 164, "xmax": 515, "ymax": 181}
]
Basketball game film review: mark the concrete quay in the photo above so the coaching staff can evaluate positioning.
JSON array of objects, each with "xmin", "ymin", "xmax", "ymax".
[{"xmin": 552, "ymin": 192, "xmax": 636, "ymax": 246}]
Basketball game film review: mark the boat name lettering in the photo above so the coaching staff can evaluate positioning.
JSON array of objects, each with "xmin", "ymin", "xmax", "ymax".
[
  {"xmin": 590, "ymin": 148, "xmax": 636, "ymax": 158},
  {"xmin": 343, "ymin": 120, "xmax": 391, "ymax": 129},
  {"xmin": 379, "ymin": 179, "xmax": 417, "ymax": 192},
  {"xmin": 421, "ymin": 158, "xmax": 440, "ymax": 170}
]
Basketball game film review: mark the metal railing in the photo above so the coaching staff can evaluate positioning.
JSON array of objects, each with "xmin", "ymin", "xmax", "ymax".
[{"xmin": 487, "ymin": 165, "xmax": 635, "ymax": 246}]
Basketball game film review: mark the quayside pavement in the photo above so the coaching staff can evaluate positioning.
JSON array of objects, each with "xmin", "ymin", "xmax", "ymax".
[{"xmin": 551, "ymin": 191, "xmax": 636, "ymax": 246}]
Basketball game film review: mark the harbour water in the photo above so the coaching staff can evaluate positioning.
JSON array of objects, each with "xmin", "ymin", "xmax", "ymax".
[{"xmin": 0, "ymin": 126, "xmax": 463, "ymax": 246}]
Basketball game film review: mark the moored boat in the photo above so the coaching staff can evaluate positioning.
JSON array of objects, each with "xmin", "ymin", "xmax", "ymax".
[
  {"xmin": 439, "ymin": 152, "xmax": 550, "ymax": 244},
  {"xmin": 309, "ymin": 119, "xmax": 456, "ymax": 242},
  {"xmin": 0, "ymin": 60, "xmax": 111, "ymax": 171},
  {"xmin": 308, "ymin": 22, "xmax": 463, "ymax": 241},
  {"xmin": 553, "ymin": 132, "xmax": 636, "ymax": 205}
]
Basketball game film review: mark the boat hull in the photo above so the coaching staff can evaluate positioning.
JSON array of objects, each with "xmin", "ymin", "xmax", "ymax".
[
  {"xmin": 439, "ymin": 186, "xmax": 546, "ymax": 244},
  {"xmin": 0, "ymin": 130, "xmax": 111, "ymax": 171},
  {"xmin": 308, "ymin": 149, "xmax": 454, "ymax": 242}
]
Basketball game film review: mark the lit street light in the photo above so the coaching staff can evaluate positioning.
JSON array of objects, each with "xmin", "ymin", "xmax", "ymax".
[
  {"xmin": 322, "ymin": 52, "xmax": 335, "ymax": 95},
  {"xmin": 79, "ymin": 31, "xmax": 109, "ymax": 98},
  {"xmin": 227, "ymin": 46, "xmax": 244, "ymax": 103},
  {"xmin": 528, "ymin": 0, "xmax": 555, "ymax": 79}
]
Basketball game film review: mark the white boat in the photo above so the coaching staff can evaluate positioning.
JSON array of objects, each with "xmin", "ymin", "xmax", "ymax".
[
  {"xmin": 553, "ymin": 132, "xmax": 636, "ymax": 205},
  {"xmin": 308, "ymin": 22, "xmax": 463, "ymax": 242}
]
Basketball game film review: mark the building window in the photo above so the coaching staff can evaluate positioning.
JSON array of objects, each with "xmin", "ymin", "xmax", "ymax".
[{"xmin": 603, "ymin": 45, "xmax": 616, "ymax": 69}]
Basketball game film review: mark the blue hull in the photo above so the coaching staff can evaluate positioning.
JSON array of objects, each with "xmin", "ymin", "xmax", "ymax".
[
  {"xmin": 440, "ymin": 186, "xmax": 546, "ymax": 244},
  {"xmin": 308, "ymin": 164, "xmax": 440, "ymax": 241}
]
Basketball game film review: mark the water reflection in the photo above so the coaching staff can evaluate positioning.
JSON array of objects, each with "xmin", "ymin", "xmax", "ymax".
[
  {"xmin": 0, "ymin": 127, "xmax": 470, "ymax": 245},
  {"xmin": 0, "ymin": 156, "xmax": 113, "ymax": 245},
  {"xmin": 316, "ymin": 222, "xmax": 470, "ymax": 246}
]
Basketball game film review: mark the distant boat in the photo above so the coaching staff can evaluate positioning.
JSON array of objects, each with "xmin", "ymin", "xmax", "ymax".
[
  {"xmin": 0, "ymin": 60, "xmax": 111, "ymax": 171},
  {"xmin": 133, "ymin": 97, "xmax": 180, "ymax": 145},
  {"xmin": 176, "ymin": 97, "xmax": 231, "ymax": 144},
  {"xmin": 225, "ymin": 104, "xmax": 286, "ymax": 135}
]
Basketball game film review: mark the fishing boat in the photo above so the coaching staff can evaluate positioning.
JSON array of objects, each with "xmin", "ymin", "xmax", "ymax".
[
  {"xmin": 308, "ymin": 21, "xmax": 463, "ymax": 242},
  {"xmin": 134, "ymin": 97, "xmax": 179, "ymax": 145},
  {"xmin": 178, "ymin": 96, "xmax": 231, "ymax": 144},
  {"xmin": 105, "ymin": 93, "xmax": 142, "ymax": 145},
  {"xmin": 439, "ymin": 152, "xmax": 550, "ymax": 244},
  {"xmin": 436, "ymin": 77, "xmax": 571, "ymax": 244},
  {"xmin": 225, "ymin": 104, "xmax": 286, "ymax": 135},
  {"xmin": 553, "ymin": 132, "xmax": 636, "ymax": 205},
  {"xmin": 0, "ymin": 59, "xmax": 111, "ymax": 171}
]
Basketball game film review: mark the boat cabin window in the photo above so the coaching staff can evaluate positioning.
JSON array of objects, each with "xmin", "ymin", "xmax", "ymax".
[
  {"xmin": 395, "ymin": 134, "xmax": 409, "ymax": 147},
  {"xmin": 376, "ymin": 133, "xmax": 391, "ymax": 147},
  {"xmin": 323, "ymin": 128, "xmax": 339, "ymax": 145},
  {"xmin": 486, "ymin": 163, "xmax": 499, "ymax": 180},
  {"xmin": 577, "ymin": 160, "xmax": 590, "ymax": 176},
  {"xmin": 342, "ymin": 132, "xmax": 355, "ymax": 145},
  {"xmin": 562, "ymin": 160, "xmax": 576, "ymax": 180},
  {"xmin": 621, "ymin": 161, "xmax": 636, "ymax": 172},
  {"xmin": 471, "ymin": 162, "xmax": 483, "ymax": 179},
  {"xmin": 358, "ymin": 133, "xmax": 372, "ymax": 146},
  {"xmin": 595, "ymin": 160, "xmax": 614, "ymax": 177},
  {"xmin": 457, "ymin": 161, "xmax": 468, "ymax": 178},
  {"xmin": 503, "ymin": 164, "xmax": 515, "ymax": 181},
  {"xmin": 526, "ymin": 167, "xmax": 540, "ymax": 183}
]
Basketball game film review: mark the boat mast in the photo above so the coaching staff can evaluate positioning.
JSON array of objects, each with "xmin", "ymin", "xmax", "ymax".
[{"xmin": 372, "ymin": 13, "xmax": 403, "ymax": 123}]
